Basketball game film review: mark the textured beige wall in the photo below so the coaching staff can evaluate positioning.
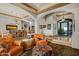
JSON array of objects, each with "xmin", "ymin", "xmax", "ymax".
[{"xmin": 0, "ymin": 14, "xmax": 22, "ymax": 34}]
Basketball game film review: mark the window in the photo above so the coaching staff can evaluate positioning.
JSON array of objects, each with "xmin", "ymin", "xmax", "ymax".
[{"xmin": 57, "ymin": 19, "xmax": 72, "ymax": 36}]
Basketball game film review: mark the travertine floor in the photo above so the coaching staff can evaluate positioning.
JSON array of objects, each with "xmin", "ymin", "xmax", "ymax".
[{"xmin": 22, "ymin": 42, "xmax": 79, "ymax": 56}]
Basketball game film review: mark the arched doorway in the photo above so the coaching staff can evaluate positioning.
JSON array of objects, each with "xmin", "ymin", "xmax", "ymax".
[{"xmin": 57, "ymin": 18, "xmax": 72, "ymax": 37}]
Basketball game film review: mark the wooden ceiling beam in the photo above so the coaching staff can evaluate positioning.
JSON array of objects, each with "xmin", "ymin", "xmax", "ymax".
[
  {"xmin": 12, "ymin": 3, "xmax": 37, "ymax": 14},
  {"xmin": 37, "ymin": 3, "xmax": 70, "ymax": 14},
  {"xmin": 56, "ymin": 12, "xmax": 73, "ymax": 17},
  {"xmin": 0, "ymin": 13, "xmax": 22, "ymax": 19},
  {"xmin": 22, "ymin": 3, "xmax": 38, "ymax": 11},
  {"xmin": 0, "ymin": 12, "xmax": 30, "ymax": 19}
]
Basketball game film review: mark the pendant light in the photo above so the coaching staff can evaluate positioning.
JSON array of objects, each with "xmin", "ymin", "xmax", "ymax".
[{"xmin": 62, "ymin": 14, "xmax": 65, "ymax": 21}]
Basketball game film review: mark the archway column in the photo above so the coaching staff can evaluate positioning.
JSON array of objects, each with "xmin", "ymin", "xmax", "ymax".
[{"xmin": 35, "ymin": 17, "xmax": 40, "ymax": 34}]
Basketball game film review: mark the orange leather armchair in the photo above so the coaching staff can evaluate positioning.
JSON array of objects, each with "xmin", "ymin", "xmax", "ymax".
[
  {"xmin": 2, "ymin": 34, "xmax": 23, "ymax": 56},
  {"xmin": 33, "ymin": 34, "xmax": 48, "ymax": 45}
]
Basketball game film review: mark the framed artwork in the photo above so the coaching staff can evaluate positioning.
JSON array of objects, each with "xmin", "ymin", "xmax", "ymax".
[
  {"xmin": 43, "ymin": 25, "xmax": 46, "ymax": 28},
  {"xmin": 40, "ymin": 25, "xmax": 46, "ymax": 29},
  {"xmin": 6, "ymin": 25, "xmax": 17, "ymax": 30},
  {"xmin": 31, "ymin": 26, "xmax": 35, "ymax": 33},
  {"xmin": 47, "ymin": 24, "xmax": 51, "ymax": 30},
  {"xmin": 24, "ymin": 23, "xmax": 27, "ymax": 28}
]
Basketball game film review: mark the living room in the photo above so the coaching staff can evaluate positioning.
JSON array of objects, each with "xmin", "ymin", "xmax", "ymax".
[{"xmin": 0, "ymin": 3, "xmax": 79, "ymax": 56}]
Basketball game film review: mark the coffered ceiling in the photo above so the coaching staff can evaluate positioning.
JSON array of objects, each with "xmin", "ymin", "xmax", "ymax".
[
  {"xmin": 0, "ymin": 3, "xmax": 70, "ymax": 21},
  {"xmin": 13, "ymin": 3, "xmax": 70, "ymax": 14},
  {"xmin": 26, "ymin": 3, "xmax": 56, "ymax": 11}
]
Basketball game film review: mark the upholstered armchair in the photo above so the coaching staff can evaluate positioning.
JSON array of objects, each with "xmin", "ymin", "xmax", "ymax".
[
  {"xmin": 33, "ymin": 34, "xmax": 48, "ymax": 45},
  {"xmin": 0, "ymin": 34, "xmax": 23, "ymax": 56}
]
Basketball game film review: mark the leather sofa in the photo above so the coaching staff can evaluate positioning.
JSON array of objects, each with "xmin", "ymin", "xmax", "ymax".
[{"xmin": 0, "ymin": 34, "xmax": 23, "ymax": 56}]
